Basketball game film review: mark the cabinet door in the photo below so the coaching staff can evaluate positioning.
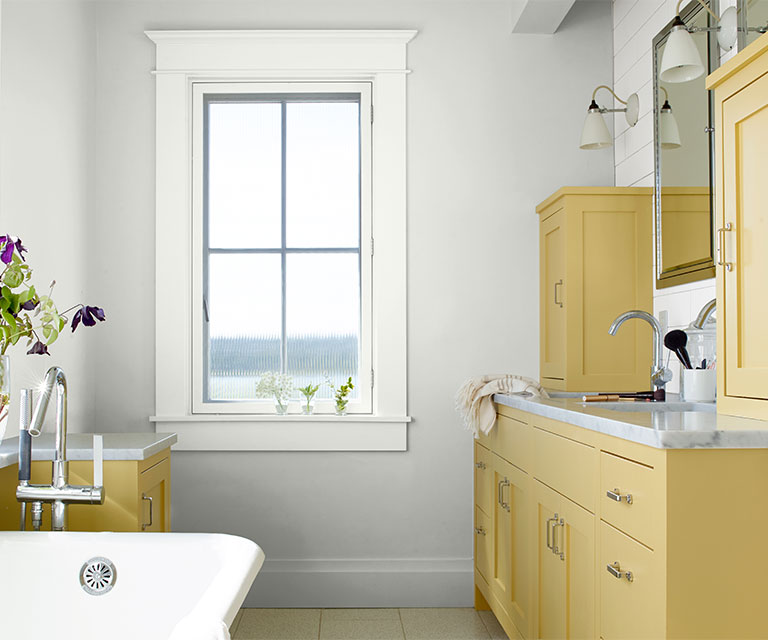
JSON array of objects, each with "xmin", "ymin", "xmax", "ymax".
[
  {"xmin": 138, "ymin": 457, "xmax": 171, "ymax": 532},
  {"xmin": 492, "ymin": 456, "xmax": 512, "ymax": 610},
  {"xmin": 533, "ymin": 481, "xmax": 566, "ymax": 640},
  {"xmin": 540, "ymin": 209, "xmax": 566, "ymax": 383},
  {"xmin": 560, "ymin": 497, "xmax": 595, "ymax": 640},
  {"xmin": 475, "ymin": 506, "xmax": 493, "ymax": 584},
  {"xmin": 721, "ymin": 71, "xmax": 768, "ymax": 400}
]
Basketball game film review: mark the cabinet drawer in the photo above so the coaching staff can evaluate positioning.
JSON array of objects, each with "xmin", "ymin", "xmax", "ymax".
[
  {"xmin": 475, "ymin": 506, "xmax": 492, "ymax": 584},
  {"xmin": 533, "ymin": 427, "xmax": 596, "ymax": 512},
  {"xmin": 600, "ymin": 521, "xmax": 664, "ymax": 640},
  {"xmin": 495, "ymin": 413, "xmax": 530, "ymax": 472},
  {"xmin": 600, "ymin": 452, "xmax": 662, "ymax": 549},
  {"xmin": 475, "ymin": 443, "xmax": 494, "ymax": 516}
]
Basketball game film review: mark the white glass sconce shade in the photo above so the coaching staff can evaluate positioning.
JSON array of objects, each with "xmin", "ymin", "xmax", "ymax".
[
  {"xmin": 660, "ymin": 20, "xmax": 705, "ymax": 83},
  {"xmin": 659, "ymin": 100, "xmax": 681, "ymax": 149},
  {"xmin": 580, "ymin": 103, "xmax": 612, "ymax": 150}
]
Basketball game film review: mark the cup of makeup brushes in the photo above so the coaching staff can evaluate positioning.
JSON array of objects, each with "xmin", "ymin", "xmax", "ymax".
[{"xmin": 680, "ymin": 368, "xmax": 716, "ymax": 402}]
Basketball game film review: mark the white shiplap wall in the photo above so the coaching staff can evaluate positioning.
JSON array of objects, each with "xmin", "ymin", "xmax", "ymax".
[{"xmin": 612, "ymin": 0, "xmax": 730, "ymax": 390}]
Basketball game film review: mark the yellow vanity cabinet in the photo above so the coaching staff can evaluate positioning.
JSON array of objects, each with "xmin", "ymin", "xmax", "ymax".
[
  {"xmin": 476, "ymin": 403, "xmax": 768, "ymax": 639},
  {"xmin": 536, "ymin": 188, "xmax": 653, "ymax": 392},
  {"xmin": 708, "ymin": 33, "xmax": 768, "ymax": 420},
  {"xmin": 0, "ymin": 448, "xmax": 171, "ymax": 532}
]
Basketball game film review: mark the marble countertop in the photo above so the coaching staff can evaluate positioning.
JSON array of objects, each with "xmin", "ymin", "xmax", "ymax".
[
  {"xmin": 0, "ymin": 433, "xmax": 177, "ymax": 470},
  {"xmin": 493, "ymin": 392, "xmax": 768, "ymax": 449}
]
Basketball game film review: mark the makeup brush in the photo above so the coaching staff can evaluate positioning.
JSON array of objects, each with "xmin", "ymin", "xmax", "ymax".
[{"xmin": 664, "ymin": 329, "xmax": 693, "ymax": 370}]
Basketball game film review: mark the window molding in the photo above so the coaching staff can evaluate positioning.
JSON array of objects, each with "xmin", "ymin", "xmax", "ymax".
[{"xmin": 147, "ymin": 30, "xmax": 415, "ymax": 451}]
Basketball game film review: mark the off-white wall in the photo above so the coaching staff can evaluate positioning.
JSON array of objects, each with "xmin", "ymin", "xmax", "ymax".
[
  {"xmin": 0, "ymin": 0, "xmax": 613, "ymax": 605},
  {"xmin": 612, "ymin": 0, "xmax": 724, "ymax": 392}
]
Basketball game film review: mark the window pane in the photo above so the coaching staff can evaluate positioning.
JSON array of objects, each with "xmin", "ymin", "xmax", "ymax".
[
  {"xmin": 286, "ymin": 253, "xmax": 360, "ymax": 399},
  {"xmin": 208, "ymin": 102, "xmax": 282, "ymax": 248},
  {"xmin": 286, "ymin": 102, "xmax": 360, "ymax": 248},
  {"xmin": 207, "ymin": 254, "xmax": 282, "ymax": 400}
]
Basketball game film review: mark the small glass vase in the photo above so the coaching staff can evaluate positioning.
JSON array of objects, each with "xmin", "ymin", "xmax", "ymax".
[
  {"xmin": 301, "ymin": 400, "xmax": 315, "ymax": 415},
  {"xmin": 274, "ymin": 399, "xmax": 289, "ymax": 415},
  {"xmin": 334, "ymin": 403, "xmax": 348, "ymax": 417}
]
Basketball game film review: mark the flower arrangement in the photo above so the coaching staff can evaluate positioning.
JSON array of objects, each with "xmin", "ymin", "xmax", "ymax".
[
  {"xmin": 297, "ymin": 383, "xmax": 320, "ymax": 415},
  {"xmin": 0, "ymin": 235, "xmax": 106, "ymax": 423},
  {"xmin": 255, "ymin": 371, "xmax": 294, "ymax": 414},
  {"xmin": 328, "ymin": 376, "xmax": 354, "ymax": 415}
]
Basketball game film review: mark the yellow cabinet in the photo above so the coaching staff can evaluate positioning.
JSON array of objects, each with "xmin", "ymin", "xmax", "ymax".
[
  {"xmin": 532, "ymin": 480, "xmax": 595, "ymax": 640},
  {"xmin": 536, "ymin": 188, "xmax": 653, "ymax": 392},
  {"xmin": 0, "ymin": 449, "xmax": 171, "ymax": 532},
  {"xmin": 708, "ymin": 34, "xmax": 768, "ymax": 419}
]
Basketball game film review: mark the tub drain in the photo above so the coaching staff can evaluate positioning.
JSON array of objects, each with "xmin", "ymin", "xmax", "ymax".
[{"xmin": 79, "ymin": 557, "xmax": 116, "ymax": 595}]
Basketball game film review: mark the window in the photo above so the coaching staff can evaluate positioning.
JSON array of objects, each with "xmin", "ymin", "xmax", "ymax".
[
  {"xmin": 193, "ymin": 83, "xmax": 372, "ymax": 413},
  {"xmin": 148, "ymin": 30, "xmax": 414, "ymax": 450}
]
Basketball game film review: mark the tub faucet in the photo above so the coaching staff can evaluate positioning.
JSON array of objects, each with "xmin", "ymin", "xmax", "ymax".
[
  {"xmin": 16, "ymin": 367, "xmax": 104, "ymax": 531},
  {"xmin": 692, "ymin": 298, "xmax": 716, "ymax": 329},
  {"xmin": 608, "ymin": 310, "xmax": 672, "ymax": 398}
]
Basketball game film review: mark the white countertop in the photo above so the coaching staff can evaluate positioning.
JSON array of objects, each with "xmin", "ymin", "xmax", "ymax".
[
  {"xmin": 493, "ymin": 393, "xmax": 768, "ymax": 449},
  {"xmin": 0, "ymin": 433, "xmax": 177, "ymax": 470}
]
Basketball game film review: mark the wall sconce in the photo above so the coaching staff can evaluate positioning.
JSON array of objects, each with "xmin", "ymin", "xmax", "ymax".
[
  {"xmin": 580, "ymin": 85, "xmax": 639, "ymax": 150},
  {"xmin": 660, "ymin": 0, "xmax": 738, "ymax": 83},
  {"xmin": 659, "ymin": 86, "xmax": 681, "ymax": 149}
]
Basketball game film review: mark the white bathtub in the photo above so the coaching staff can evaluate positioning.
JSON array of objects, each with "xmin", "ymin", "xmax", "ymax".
[{"xmin": 0, "ymin": 531, "xmax": 265, "ymax": 639}]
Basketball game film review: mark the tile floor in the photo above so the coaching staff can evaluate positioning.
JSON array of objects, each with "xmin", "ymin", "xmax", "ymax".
[{"xmin": 230, "ymin": 608, "xmax": 508, "ymax": 640}]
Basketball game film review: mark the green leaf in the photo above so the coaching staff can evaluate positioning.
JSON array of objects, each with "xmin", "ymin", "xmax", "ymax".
[
  {"xmin": 3, "ymin": 265, "xmax": 24, "ymax": 289},
  {"xmin": 1, "ymin": 310, "xmax": 16, "ymax": 335},
  {"xmin": 45, "ymin": 327, "xmax": 59, "ymax": 346}
]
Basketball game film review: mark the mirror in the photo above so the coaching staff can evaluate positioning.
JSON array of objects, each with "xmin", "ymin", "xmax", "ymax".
[
  {"xmin": 739, "ymin": 0, "xmax": 768, "ymax": 48},
  {"xmin": 653, "ymin": 0, "xmax": 718, "ymax": 289}
]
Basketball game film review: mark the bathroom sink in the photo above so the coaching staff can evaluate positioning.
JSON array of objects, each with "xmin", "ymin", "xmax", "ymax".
[{"xmin": 585, "ymin": 401, "xmax": 716, "ymax": 413}]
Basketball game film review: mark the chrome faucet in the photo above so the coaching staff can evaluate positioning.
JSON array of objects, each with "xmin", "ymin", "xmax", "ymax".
[
  {"xmin": 692, "ymin": 298, "xmax": 716, "ymax": 330},
  {"xmin": 608, "ymin": 310, "xmax": 672, "ymax": 397},
  {"xmin": 16, "ymin": 367, "xmax": 104, "ymax": 531}
]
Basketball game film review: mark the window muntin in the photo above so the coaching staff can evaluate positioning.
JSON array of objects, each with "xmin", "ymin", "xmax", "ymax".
[{"xmin": 193, "ymin": 83, "xmax": 372, "ymax": 413}]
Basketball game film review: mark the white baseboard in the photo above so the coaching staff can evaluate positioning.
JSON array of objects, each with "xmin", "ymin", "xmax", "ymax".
[{"xmin": 244, "ymin": 557, "xmax": 474, "ymax": 608}]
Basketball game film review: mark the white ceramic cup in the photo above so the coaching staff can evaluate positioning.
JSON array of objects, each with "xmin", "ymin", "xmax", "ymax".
[{"xmin": 680, "ymin": 368, "xmax": 716, "ymax": 402}]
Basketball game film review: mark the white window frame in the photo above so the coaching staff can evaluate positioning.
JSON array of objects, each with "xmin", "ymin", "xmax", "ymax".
[
  {"xmin": 191, "ymin": 82, "xmax": 373, "ymax": 415},
  {"xmin": 147, "ymin": 30, "xmax": 415, "ymax": 451}
]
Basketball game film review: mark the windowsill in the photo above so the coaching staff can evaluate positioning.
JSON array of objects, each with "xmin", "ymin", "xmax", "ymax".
[{"xmin": 149, "ymin": 414, "xmax": 411, "ymax": 451}]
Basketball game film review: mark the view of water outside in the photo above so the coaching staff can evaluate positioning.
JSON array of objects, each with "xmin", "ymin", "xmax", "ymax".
[{"xmin": 205, "ymin": 97, "xmax": 361, "ymax": 401}]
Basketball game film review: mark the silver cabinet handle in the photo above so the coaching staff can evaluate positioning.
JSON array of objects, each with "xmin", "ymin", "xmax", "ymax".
[
  {"xmin": 141, "ymin": 493, "xmax": 153, "ymax": 531},
  {"xmin": 475, "ymin": 461, "xmax": 486, "ymax": 470},
  {"xmin": 546, "ymin": 515, "xmax": 557, "ymax": 551},
  {"xmin": 553, "ymin": 517, "xmax": 565, "ymax": 560},
  {"xmin": 607, "ymin": 561, "xmax": 633, "ymax": 582},
  {"xmin": 475, "ymin": 526, "xmax": 486, "ymax": 536},
  {"xmin": 499, "ymin": 479, "xmax": 510, "ymax": 512},
  {"xmin": 554, "ymin": 280, "xmax": 564, "ymax": 308},
  {"xmin": 716, "ymin": 223, "xmax": 733, "ymax": 272},
  {"xmin": 606, "ymin": 488, "xmax": 633, "ymax": 504}
]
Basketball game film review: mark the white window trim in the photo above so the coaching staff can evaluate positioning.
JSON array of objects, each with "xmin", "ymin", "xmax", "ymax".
[{"xmin": 147, "ymin": 30, "xmax": 415, "ymax": 451}]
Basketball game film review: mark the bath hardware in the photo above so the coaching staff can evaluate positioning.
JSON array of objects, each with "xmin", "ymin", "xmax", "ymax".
[
  {"xmin": 553, "ymin": 517, "xmax": 565, "ymax": 560},
  {"xmin": 554, "ymin": 280, "xmax": 564, "ymax": 308},
  {"xmin": 546, "ymin": 515, "xmax": 557, "ymax": 552},
  {"xmin": 609, "ymin": 310, "xmax": 672, "ymax": 398},
  {"xmin": 692, "ymin": 298, "xmax": 716, "ymax": 329},
  {"xmin": 16, "ymin": 367, "xmax": 105, "ymax": 531},
  {"xmin": 475, "ymin": 461, "xmax": 486, "ymax": 470},
  {"xmin": 606, "ymin": 489, "xmax": 633, "ymax": 504},
  {"xmin": 474, "ymin": 527, "xmax": 486, "ymax": 536},
  {"xmin": 142, "ymin": 494, "xmax": 153, "ymax": 531},
  {"xmin": 499, "ymin": 478, "xmax": 510, "ymax": 512},
  {"xmin": 717, "ymin": 223, "xmax": 733, "ymax": 271},
  {"xmin": 607, "ymin": 561, "xmax": 633, "ymax": 582},
  {"xmin": 79, "ymin": 557, "xmax": 117, "ymax": 596}
]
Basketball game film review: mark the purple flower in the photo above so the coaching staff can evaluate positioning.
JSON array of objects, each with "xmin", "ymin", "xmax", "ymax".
[
  {"xmin": 0, "ymin": 235, "xmax": 26, "ymax": 264},
  {"xmin": 71, "ymin": 305, "xmax": 106, "ymax": 332},
  {"xmin": 20, "ymin": 299, "xmax": 38, "ymax": 311},
  {"xmin": 26, "ymin": 340, "xmax": 50, "ymax": 356}
]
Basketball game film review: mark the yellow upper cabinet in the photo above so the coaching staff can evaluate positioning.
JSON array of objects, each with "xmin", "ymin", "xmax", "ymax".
[
  {"xmin": 708, "ymin": 33, "xmax": 768, "ymax": 419},
  {"xmin": 536, "ymin": 188, "xmax": 653, "ymax": 392}
]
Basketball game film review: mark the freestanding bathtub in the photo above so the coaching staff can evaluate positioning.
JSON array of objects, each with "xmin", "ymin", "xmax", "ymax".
[{"xmin": 0, "ymin": 531, "xmax": 265, "ymax": 639}]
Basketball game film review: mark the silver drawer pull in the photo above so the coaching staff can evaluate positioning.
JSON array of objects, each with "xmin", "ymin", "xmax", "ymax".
[
  {"xmin": 475, "ymin": 526, "xmax": 486, "ymax": 536},
  {"xmin": 554, "ymin": 279, "xmax": 564, "ymax": 308},
  {"xmin": 607, "ymin": 561, "xmax": 633, "ymax": 582},
  {"xmin": 499, "ymin": 479, "xmax": 510, "ymax": 512},
  {"xmin": 142, "ymin": 493, "xmax": 153, "ymax": 531},
  {"xmin": 552, "ymin": 517, "xmax": 564, "ymax": 560},
  {"xmin": 606, "ymin": 488, "xmax": 633, "ymax": 504},
  {"xmin": 475, "ymin": 461, "xmax": 486, "ymax": 470},
  {"xmin": 716, "ymin": 223, "xmax": 733, "ymax": 272},
  {"xmin": 546, "ymin": 515, "xmax": 557, "ymax": 551}
]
